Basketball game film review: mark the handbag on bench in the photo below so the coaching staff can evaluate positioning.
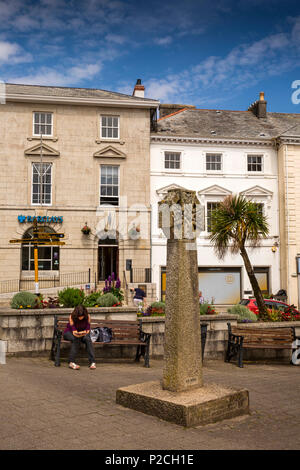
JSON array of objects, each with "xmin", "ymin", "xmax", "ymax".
[{"xmin": 90, "ymin": 327, "xmax": 113, "ymax": 343}]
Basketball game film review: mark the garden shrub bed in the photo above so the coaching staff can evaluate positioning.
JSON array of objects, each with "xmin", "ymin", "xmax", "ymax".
[
  {"xmin": 228, "ymin": 303, "xmax": 300, "ymax": 323},
  {"xmin": 10, "ymin": 274, "xmax": 124, "ymax": 310}
]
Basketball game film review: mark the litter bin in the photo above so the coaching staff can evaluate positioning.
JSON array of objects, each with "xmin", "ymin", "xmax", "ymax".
[{"xmin": 0, "ymin": 341, "xmax": 7, "ymax": 365}]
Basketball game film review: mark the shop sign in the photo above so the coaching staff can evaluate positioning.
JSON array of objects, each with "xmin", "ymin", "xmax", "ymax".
[{"xmin": 18, "ymin": 215, "xmax": 63, "ymax": 224}]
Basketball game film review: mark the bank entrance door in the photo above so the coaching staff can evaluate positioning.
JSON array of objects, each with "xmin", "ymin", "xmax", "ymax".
[{"xmin": 98, "ymin": 239, "xmax": 118, "ymax": 281}]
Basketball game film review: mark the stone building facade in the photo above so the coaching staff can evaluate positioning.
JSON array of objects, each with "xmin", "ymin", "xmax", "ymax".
[
  {"xmin": 277, "ymin": 136, "xmax": 300, "ymax": 307},
  {"xmin": 0, "ymin": 82, "xmax": 159, "ymax": 291}
]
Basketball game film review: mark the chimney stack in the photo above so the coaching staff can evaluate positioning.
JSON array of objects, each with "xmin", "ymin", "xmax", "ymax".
[
  {"xmin": 132, "ymin": 78, "xmax": 145, "ymax": 98},
  {"xmin": 248, "ymin": 92, "xmax": 267, "ymax": 118}
]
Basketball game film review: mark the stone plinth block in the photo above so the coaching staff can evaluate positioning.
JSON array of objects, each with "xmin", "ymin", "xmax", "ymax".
[{"xmin": 116, "ymin": 381, "xmax": 249, "ymax": 427}]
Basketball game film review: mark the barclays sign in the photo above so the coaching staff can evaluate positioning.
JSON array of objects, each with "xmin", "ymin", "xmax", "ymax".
[{"xmin": 18, "ymin": 215, "xmax": 63, "ymax": 224}]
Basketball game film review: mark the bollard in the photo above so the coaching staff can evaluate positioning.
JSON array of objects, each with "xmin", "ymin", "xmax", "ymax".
[{"xmin": 0, "ymin": 341, "xmax": 7, "ymax": 365}]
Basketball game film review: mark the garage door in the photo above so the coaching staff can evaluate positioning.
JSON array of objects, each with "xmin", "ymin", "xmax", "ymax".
[{"xmin": 198, "ymin": 268, "xmax": 241, "ymax": 305}]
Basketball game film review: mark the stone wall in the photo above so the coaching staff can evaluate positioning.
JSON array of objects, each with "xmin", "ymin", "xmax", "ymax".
[
  {"xmin": 141, "ymin": 314, "xmax": 239, "ymax": 360},
  {"xmin": 1, "ymin": 309, "xmax": 299, "ymax": 363},
  {"xmin": 0, "ymin": 307, "xmax": 137, "ymax": 355}
]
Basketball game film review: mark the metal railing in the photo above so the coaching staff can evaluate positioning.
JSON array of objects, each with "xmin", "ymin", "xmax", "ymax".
[
  {"xmin": 0, "ymin": 270, "xmax": 91, "ymax": 294},
  {"xmin": 130, "ymin": 268, "xmax": 152, "ymax": 284},
  {"xmin": 123, "ymin": 270, "xmax": 129, "ymax": 305}
]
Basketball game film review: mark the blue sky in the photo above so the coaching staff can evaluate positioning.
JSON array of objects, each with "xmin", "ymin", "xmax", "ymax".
[{"xmin": 1, "ymin": 0, "xmax": 300, "ymax": 112}]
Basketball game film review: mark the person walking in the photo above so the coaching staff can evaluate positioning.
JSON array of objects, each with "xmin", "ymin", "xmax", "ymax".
[
  {"xmin": 199, "ymin": 291, "xmax": 205, "ymax": 304},
  {"xmin": 131, "ymin": 287, "xmax": 147, "ymax": 308},
  {"xmin": 63, "ymin": 305, "xmax": 96, "ymax": 370}
]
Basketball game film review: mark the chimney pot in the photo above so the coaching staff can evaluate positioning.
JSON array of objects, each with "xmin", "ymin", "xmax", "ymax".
[
  {"xmin": 132, "ymin": 78, "xmax": 145, "ymax": 98},
  {"xmin": 248, "ymin": 92, "xmax": 267, "ymax": 118}
]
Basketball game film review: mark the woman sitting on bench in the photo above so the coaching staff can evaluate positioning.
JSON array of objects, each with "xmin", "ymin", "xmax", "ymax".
[{"xmin": 63, "ymin": 305, "xmax": 96, "ymax": 370}]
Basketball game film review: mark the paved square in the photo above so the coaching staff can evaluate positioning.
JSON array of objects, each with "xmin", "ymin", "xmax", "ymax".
[{"xmin": 0, "ymin": 357, "xmax": 299, "ymax": 450}]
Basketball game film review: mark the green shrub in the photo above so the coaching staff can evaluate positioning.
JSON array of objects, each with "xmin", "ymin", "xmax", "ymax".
[
  {"xmin": 58, "ymin": 287, "xmax": 85, "ymax": 308},
  {"xmin": 83, "ymin": 291, "xmax": 102, "ymax": 307},
  {"xmin": 96, "ymin": 293, "xmax": 119, "ymax": 307},
  {"xmin": 11, "ymin": 291, "xmax": 42, "ymax": 309},
  {"xmin": 151, "ymin": 301, "xmax": 165, "ymax": 310},
  {"xmin": 200, "ymin": 303, "xmax": 209, "ymax": 315},
  {"xmin": 227, "ymin": 304, "xmax": 258, "ymax": 322},
  {"xmin": 108, "ymin": 286, "xmax": 124, "ymax": 303},
  {"xmin": 199, "ymin": 303, "xmax": 217, "ymax": 315}
]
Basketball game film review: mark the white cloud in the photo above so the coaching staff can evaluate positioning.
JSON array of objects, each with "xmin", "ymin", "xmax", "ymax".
[
  {"xmin": 8, "ymin": 63, "xmax": 102, "ymax": 87},
  {"xmin": 143, "ymin": 25, "xmax": 300, "ymax": 105},
  {"xmin": 0, "ymin": 40, "xmax": 32, "ymax": 64},
  {"xmin": 105, "ymin": 34, "xmax": 127, "ymax": 45},
  {"xmin": 146, "ymin": 77, "xmax": 183, "ymax": 101},
  {"xmin": 153, "ymin": 36, "xmax": 173, "ymax": 46}
]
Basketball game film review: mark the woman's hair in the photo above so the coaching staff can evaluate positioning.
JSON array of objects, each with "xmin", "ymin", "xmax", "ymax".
[{"xmin": 71, "ymin": 305, "xmax": 88, "ymax": 323}]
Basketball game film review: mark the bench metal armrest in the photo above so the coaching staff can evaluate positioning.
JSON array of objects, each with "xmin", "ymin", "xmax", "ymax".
[
  {"xmin": 227, "ymin": 322, "xmax": 244, "ymax": 343},
  {"xmin": 140, "ymin": 331, "xmax": 151, "ymax": 343},
  {"xmin": 53, "ymin": 316, "xmax": 62, "ymax": 338},
  {"xmin": 229, "ymin": 331, "xmax": 244, "ymax": 342}
]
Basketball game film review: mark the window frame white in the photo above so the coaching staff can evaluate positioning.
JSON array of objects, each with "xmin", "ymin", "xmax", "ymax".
[
  {"xmin": 205, "ymin": 153, "xmax": 223, "ymax": 173},
  {"xmin": 100, "ymin": 115, "xmax": 120, "ymax": 140},
  {"xmin": 99, "ymin": 164, "xmax": 120, "ymax": 206},
  {"xmin": 31, "ymin": 162, "xmax": 53, "ymax": 206},
  {"xmin": 164, "ymin": 151, "xmax": 181, "ymax": 171},
  {"xmin": 32, "ymin": 112, "xmax": 53, "ymax": 137},
  {"xmin": 206, "ymin": 201, "xmax": 220, "ymax": 233},
  {"xmin": 247, "ymin": 154, "xmax": 264, "ymax": 173}
]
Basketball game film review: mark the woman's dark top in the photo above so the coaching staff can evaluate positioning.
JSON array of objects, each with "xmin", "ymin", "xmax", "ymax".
[{"xmin": 63, "ymin": 316, "xmax": 90, "ymax": 334}]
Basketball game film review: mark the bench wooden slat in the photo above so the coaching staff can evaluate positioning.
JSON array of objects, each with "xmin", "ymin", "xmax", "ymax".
[
  {"xmin": 241, "ymin": 344, "xmax": 293, "ymax": 349},
  {"xmin": 226, "ymin": 322, "xmax": 297, "ymax": 368}
]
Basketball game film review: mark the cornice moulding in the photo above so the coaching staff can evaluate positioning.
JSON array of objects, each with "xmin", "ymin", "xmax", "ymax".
[
  {"xmin": 151, "ymin": 135, "xmax": 274, "ymax": 147},
  {"xmin": 6, "ymin": 93, "xmax": 159, "ymax": 109},
  {"xmin": 277, "ymin": 136, "xmax": 300, "ymax": 145}
]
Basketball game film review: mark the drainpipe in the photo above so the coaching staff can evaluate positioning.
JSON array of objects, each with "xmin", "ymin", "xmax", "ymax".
[{"xmin": 150, "ymin": 204, "xmax": 152, "ymax": 283}]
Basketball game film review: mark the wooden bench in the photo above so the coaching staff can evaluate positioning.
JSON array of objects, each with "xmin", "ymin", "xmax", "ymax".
[
  {"xmin": 226, "ymin": 322, "xmax": 299, "ymax": 368},
  {"xmin": 50, "ymin": 316, "xmax": 151, "ymax": 368}
]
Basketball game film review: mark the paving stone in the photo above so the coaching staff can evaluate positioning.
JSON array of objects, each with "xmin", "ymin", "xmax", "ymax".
[{"xmin": 0, "ymin": 357, "xmax": 299, "ymax": 450}]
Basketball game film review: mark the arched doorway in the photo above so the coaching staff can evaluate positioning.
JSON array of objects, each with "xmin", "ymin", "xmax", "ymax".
[
  {"xmin": 21, "ymin": 226, "xmax": 60, "ymax": 271},
  {"xmin": 98, "ymin": 234, "xmax": 118, "ymax": 281}
]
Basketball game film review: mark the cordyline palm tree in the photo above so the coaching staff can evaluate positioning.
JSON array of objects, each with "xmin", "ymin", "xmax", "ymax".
[{"xmin": 209, "ymin": 194, "xmax": 269, "ymax": 319}]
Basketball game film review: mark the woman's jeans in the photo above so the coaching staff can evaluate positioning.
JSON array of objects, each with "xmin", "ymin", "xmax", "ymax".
[{"xmin": 63, "ymin": 331, "xmax": 95, "ymax": 364}]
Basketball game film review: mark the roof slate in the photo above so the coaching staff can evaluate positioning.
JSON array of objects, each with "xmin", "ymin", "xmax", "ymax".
[
  {"xmin": 5, "ymin": 83, "xmax": 157, "ymax": 102},
  {"xmin": 155, "ymin": 108, "xmax": 300, "ymax": 140}
]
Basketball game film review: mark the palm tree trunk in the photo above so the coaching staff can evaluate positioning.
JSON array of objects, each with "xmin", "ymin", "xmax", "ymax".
[{"xmin": 240, "ymin": 246, "xmax": 269, "ymax": 319}]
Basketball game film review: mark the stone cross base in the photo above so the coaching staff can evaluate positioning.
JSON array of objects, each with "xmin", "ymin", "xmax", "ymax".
[{"xmin": 116, "ymin": 381, "xmax": 249, "ymax": 427}]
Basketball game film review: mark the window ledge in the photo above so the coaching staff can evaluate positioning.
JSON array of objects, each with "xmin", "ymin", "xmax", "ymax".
[
  {"xmin": 96, "ymin": 139, "xmax": 125, "ymax": 145},
  {"xmin": 28, "ymin": 136, "xmax": 58, "ymax": 142}
]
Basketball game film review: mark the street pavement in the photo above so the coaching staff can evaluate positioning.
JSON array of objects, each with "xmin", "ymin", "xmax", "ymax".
[{"xmin": 0, "ymin": 356, "xmax": 299, "ymax": 450}]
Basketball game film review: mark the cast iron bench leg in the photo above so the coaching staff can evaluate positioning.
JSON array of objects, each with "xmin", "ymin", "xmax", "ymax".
[
  {"xmin": 55, "ymin": 334, "xmax": 61, "ymax": 367},
  {"xmin": 238, "ymin": 340, "xmax": 244, "ymax": 368},
  {"xmin": 225, "ymin": 340, "xmax": 231, "ymax": 363},
  {"xmin": 135, "ymin": 345, "xmax": 141, "ymax": 362},
  {"xmin": 144, "ymin": 340, "xmax": 150, "ymax": 368}
]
